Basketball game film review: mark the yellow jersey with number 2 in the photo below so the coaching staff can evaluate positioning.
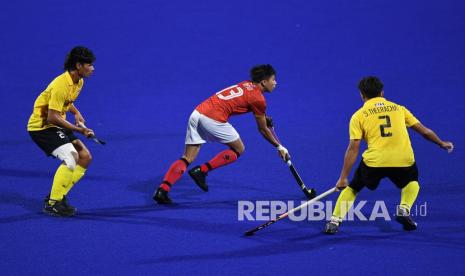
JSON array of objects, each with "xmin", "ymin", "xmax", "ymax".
[{"xmin": 349, "ymin": 97, "xmax": 419, "ymax": 167}]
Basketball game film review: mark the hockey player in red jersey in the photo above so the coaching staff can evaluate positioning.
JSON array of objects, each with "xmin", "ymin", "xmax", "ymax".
[{"xmin": 153, "ymin": 64, "xmax": 290, "ymax": 204}]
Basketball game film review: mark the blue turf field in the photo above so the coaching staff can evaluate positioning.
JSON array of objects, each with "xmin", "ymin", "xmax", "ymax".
[{"xmin": 1, "ymin": 0, "xmax": 465, "ymax": 275}]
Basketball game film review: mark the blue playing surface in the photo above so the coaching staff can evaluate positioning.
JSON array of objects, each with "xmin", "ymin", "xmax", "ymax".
[{"xmin": 1, "ymin": 0, "xmax": 464, "ymax": 275}]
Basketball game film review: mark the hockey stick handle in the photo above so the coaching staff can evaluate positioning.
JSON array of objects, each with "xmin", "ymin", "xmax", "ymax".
[
  {"xmin": 268, "ymin": 120, "xmax": 314, "ymax": 197},
  {"xmin": 77, "ymin": 122, "xmax": 106, "ymax": 145},
  {"xmin": 244, "ymin": 187, "xmax": 337, "ymax": 236}
]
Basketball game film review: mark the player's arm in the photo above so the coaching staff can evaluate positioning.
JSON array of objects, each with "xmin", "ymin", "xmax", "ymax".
[
  {"xmin": 410, "ymin": 122, "xmax": 454, "ymax": 153},
  {"xmin": 254, "ymin": 114, "xmax": 289, "ymax": 160},
  {"xmin": 47, "ymin": 109, "xmax": 93, "ymax": 137},
  {"xmin": 336, "ymin": 139, "xmax": 361, "ymax": 190},
  {"xmin": 69, "ymin": 103, "xmax": 86, "ymax": 125},
  {"xmin": 255, "ymin": 115, "xmax": 280, "ymax": 146}
]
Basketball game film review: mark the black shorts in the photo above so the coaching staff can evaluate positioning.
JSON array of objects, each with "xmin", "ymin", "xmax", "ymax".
[
  {"xmin": 29, "ymin": 127, "xmax": 79, "ymax": 156},
  {"xmin": 349, "ymin": 160, "xmax": 419, "ymax": 192}
]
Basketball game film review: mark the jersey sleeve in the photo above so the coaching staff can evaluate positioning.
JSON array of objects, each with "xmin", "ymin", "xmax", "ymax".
[
  {"xmin": 402, "ymin": 106, "xmax": 420, "ymax": 127},
  {"xmin": 250, "ymin": 97, "xmax": 266, "ymax": 116},
  {"xmin": 349, "ymin": 112, "xmax": 363, "ymax": 140},
  {"xmin": 48, "ymin": 84, "xmax": 67, "ymax": 112}
]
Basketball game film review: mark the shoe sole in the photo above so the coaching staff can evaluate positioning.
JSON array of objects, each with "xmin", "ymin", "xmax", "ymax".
[
  {"xmin": 395, "ymin": 216, "xmax": 417, "ymax": 231},
  {"xmin": 152, "ymin": 192, "xmax": 173, "ymax": 204},
  {"xmin": 324, "ymin": 222, "xmax": 340, "ymax": 234},
  {"xmin": 152, "ymin": 197, "xmax": 172, "ymax": 204},
  {"xmin": 42, "ymin": 208, "xmax": 76, "ymax": 217},
  {"xmin": 324, "ymin": 227, "xmax": 338, "ymax": 234}
]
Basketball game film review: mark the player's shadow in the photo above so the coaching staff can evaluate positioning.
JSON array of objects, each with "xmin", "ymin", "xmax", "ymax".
[
  {"xmin": 0, "ymin": 168, "xmax": 53, "ymax": 179},
  {"xmin": 135, "ymin": 231, "xmax": 351, "ymax": 265},
  {"xmin": 74, "ymin": 210, "xmax": 243, "ymax": 237},
  {"xmin": 126, "ymin": 174, "xmax": 217, "ymax": 205},
  {"xmin": 0, "ymin": 139, "xmax": 31, "ymax": 146},
  {"xmin": 137, "ymin": 221, "xmax": 465, "ymax": 265},
  {"xmin": 102, "ymin": 132, "xmax": 183, "ymax": 143},
  {"xmin": 126, "ymin": 174, "xmax": 272, "ymax": 207},
  {"xmin": 0, "ymin": 191, "xmax": 45, "ymax": 223},
  {"xmin": 0, "ymin": 168, "xmax": 123, "ymax": 182}
]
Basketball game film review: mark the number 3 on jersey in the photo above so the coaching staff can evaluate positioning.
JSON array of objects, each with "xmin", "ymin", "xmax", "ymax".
[
  {"xmin": 379, "ymin": 115, "xmax": 392, "ymax": 137},
  {"xmin": 216, "ymin": 85, "xmax": 244, "ymax": 100}
]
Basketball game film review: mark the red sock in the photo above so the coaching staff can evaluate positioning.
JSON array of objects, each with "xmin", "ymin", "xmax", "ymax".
[
  {"xmin": 160, "ymin": 159, "xmax": 189, "ymax": 192},
  {"xmin": 200, "ymin": 149, "xmax": 238, "ymax": 173}
]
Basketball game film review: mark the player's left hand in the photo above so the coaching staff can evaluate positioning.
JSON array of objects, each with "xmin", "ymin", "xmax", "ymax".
[
  {"xmin": 336, "ymin": 178, "xmax": 349, "ymax": 191},
  {"xmin": 74, "ymin": 113, "xmax": 86, "ymax": 126}
]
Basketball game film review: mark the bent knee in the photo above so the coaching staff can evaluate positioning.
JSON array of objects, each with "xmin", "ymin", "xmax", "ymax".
[
  {"xmin": 79, "ymin": 150, "xmax": 93, "ymax": 163},
  {"xmin": 182, "ymin": 155, "xmax": 195, "ymax": 164},
  {"xmin": 230, "ymin": 146, "xmax": 244, "ymax": 157}
]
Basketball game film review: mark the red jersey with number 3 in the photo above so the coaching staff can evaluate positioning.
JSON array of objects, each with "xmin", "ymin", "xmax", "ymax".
[{"xmin": 196, "ymin": 81, "xmax": 266, "ymax": 123}]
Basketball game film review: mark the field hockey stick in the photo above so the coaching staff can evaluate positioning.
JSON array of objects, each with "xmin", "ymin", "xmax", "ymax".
[
  {"xmin": 266, "ymin": 117, "xmax": 317, "ymax": 199},
  {"xmin": 244, "ymin": 187, "xmax": 337, "ymax": 236},
  {"xmin": 285, "ymin": 159, "xmax": 317, "ymax": 199},
  {"xmin": 77, "ymin": 122, "xmax": 106, "ymax": 145}
]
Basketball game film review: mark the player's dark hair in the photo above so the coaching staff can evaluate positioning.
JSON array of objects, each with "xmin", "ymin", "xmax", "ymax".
[
  {"xmin": 358, "ymin": 76, "xmax": 384, "ymax": 99},
  {"xmin": 64, "ymin": 46, "xmax": 96, "ymax": 71},
  {"xmin": 250, "ymin": 64, "xmax": 276, "ymax": 83}
]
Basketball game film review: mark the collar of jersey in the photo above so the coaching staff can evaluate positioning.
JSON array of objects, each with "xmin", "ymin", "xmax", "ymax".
[
  {"xmin": 364, "ymin": 96, "xmax": 385, "ymax": 105},
  {"xmin": 64, "ymin": 71, "xmax": 74, "ymax": 86},
  {"xmin": 64, "ymin": 71, "xmax": 82, "ymax": 87}
]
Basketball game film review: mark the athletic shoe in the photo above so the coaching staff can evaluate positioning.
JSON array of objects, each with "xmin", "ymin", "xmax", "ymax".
[
  {"xmin": 61, "ymin": 196, "xmax": 77, "ymax": 213},
  {"xmin": 395, "ymin": 206, "xmax": 417, "ymax": 231},
  {"xmin": 43, "ymin": 198, "xmax": 76, "ymax": 217},
  {"xmin": 188, "ymin": 166, "xmax": 208, "ymax": 192},
  {"xmin": 153, "ymin": 187, "xmax": 172, "ymax": 204},
  {"xmin": 324, "ymin": 216, "xmax": 342, "ymax": 234},
  {"xmin": 44, "ymin": 195, "xmax": 77, "ymax": 213}
]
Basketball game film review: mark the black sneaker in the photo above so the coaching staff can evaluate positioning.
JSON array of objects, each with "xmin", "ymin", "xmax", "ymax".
[
  {"xmin": 44, "ymin": 195, "xmax": 76, "ymax": 213},
  {"xmin": 188, "ymin": 166, "xmax": 208, "ymax": 192},
  {"xmin": 61, "ymin": 195, "xmax": 77, "ymax": 213},
  {"xmin": 324, "ymin": 217, "xmax": 342, "ymax": 234},
  {"xmin": 395, "ymin": 206, "xmax": 417, "ymax": 231},
  {"xmin": 153, "ymin": 187, "xmax": 172, "ymax": 204},
  {"xmin": 43, "ymin": 199, "xmax": 76, "ymax": 217}
]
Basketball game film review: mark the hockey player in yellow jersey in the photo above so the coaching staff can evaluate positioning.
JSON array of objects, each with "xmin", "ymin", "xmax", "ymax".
[
  {"xmin": 28, "ymin": 46, "xmax": 96, "ymax": 217},
  {"xmin": 325, "ymin": 76, "xmax": 454, "ymax": 234}
]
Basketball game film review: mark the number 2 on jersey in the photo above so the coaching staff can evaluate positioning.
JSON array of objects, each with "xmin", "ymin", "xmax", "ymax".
[
  {"xmin": 216, "ymin": 85, "xmax": 244, "ymax": 100},
  {"xmin": 379, "ymin": 115, "xmax": 392, "ymax": 137}
]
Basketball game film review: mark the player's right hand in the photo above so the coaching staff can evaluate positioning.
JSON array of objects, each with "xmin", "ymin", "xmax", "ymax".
[
  {"xmin": 277, "ymin": 144, "xmax": 290, "ymax": 161},
  {"xmin": 336, "ymin": 178, "xmax": 349, "ymax": 191},
  {"xmin": 440, "ymin": 141, "xmax": 454, "ymax": 153},
  {"xmin": 81, "ymin": 127, "xmax": 95, "ymax": 138}
]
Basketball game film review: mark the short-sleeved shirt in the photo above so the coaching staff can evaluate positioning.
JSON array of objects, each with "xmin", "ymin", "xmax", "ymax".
[
  {"xmin": 27, "ymin": 71, "xmax": 84, "ymax": 131},
  {"xmin": 196, "ymin": 81, "xmax": 266, "ymax": 123},
  {"xmin": 349, "ymin": 97, "xmax": 420, "ymax": 167}
]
